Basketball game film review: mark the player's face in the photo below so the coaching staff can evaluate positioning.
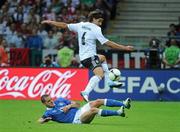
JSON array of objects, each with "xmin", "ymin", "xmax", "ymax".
[
  {"xmin": 93, "ymin": 18, "xmax": 104, "ymax": 26},
  {"xmin": 44, "ymin": 96, "xmax": 55, "ymax": 108}
]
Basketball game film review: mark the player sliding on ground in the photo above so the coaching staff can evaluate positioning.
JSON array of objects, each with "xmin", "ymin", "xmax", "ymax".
[
  {"xmin": 38, "ymin": 94, "xmax": 131, "ymax": 124},
  {"xmin": 41, "ymin": 9, "xmax": 134, "ymax": 102}
]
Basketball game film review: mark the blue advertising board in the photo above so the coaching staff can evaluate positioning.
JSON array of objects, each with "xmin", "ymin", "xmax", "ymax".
[{"xmin": 89, "ymin": 70, "xmax": 180, "ymax": 101}]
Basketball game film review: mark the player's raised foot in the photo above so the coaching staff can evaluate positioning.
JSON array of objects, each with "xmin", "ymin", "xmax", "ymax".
[
  {"xmin": 108, "ymin": 81, "xmax": 123, "ymax": 89},
  {"xmin": 123, "ymin": 98, "xmax": 131, "ymax": 109},
  {"xmin": 80, "ymin": 91, "xmax": 89, "ymax": 102},
  {"xmin": 117, "ymin": 106, "xmax": 125, "ymax": 117}
]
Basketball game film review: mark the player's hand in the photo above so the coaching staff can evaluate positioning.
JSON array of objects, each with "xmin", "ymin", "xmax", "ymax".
[
  {"xmin": 38, "ymin": 117, "xmax": 52, "ymax": 124},
  {"xmin": 125, "ymin": 46, "xmax": 135, "ymax": 51},
  {"xmin": 44, "ymin": 117, "xmax": 52, "ymax": 121},
  {"xmin": 62, "ymin": 106, "xmax": 71, "ymax": 113}
]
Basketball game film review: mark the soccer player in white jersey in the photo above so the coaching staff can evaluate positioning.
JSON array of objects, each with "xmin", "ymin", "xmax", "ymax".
[
  {"xmin": 41, "ymin": 9, "xmax": 134, "ymax": 102},
  {"xmin": 38, "ymin": 94, "xmax": 131, "ymax": 124}
]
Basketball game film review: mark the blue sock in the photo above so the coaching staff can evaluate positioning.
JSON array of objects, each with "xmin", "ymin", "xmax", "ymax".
[
  {"xmin": 99, "ymin": 109, "xmax": 119, "ymax": 116},
  {"xmin": 105, "ymin": 99, "xmax": 125, "ymax": 107}
]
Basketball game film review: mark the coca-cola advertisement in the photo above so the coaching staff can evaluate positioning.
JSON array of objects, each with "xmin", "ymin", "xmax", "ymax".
[{"xmin": 0, "ymin": 68, "xmax": 88, "ymax": 100}]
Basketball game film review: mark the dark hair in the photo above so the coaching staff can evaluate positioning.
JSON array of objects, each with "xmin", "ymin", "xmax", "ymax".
[
  {"xmin": 41, "ymin": 94, "xmax": 49, "ymax": 103},
  {"xmin": 169, "ymin": 23, "xmax": 176, "ymax": 27},
  {"xmin": 149, "ymin": 37, "xmax": 160, "ymax": 49},
  {"xmin": 88, "ymin": 9, "xmax": 103, "ymax": 22}
]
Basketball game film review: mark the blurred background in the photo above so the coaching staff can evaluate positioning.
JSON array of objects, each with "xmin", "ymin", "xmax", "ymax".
[{"xmin": 0, "ymin": 0, "xmax": 179, "ymax": 69}]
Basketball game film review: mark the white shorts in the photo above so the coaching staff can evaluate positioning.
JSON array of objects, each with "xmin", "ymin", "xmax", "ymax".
[{"xmin": 72, "ymin": 103, "xmax": 91, "ymax": 124}]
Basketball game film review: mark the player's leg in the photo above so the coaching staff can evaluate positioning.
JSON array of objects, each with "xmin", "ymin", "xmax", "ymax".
[
  {"xmin": 98, "ymin": 54, "xmax": 123, "ymax": 88},
  {"xmin": 89, "ymin": 98, "xmax": 131, "ymax": 109},
  {"xmin": 80, "ymin": 107, "xmax": 125, "ymax": 123},
  {"xmin": 103, "ymin": 98, "xmax": 131, "ymax": 109},
  {"xmin": 98, "ymin": 54, "xmax": 109, "ymax": 75},
  {"xmin": 81, "ymin": 56, "xmax": 104, "ymax": 102},
  {"xmin": 81, "ymin": 66, "xmax": 103, "ymax": 101},
  {"xmin": 80, "ymin": 107, "xmax": 98, "ymax": 123}
]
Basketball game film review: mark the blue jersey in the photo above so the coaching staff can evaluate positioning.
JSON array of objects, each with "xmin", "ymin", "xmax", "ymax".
[{"xmin": 42, "ymin": 97, "xmax": 78, "ymax": 123}]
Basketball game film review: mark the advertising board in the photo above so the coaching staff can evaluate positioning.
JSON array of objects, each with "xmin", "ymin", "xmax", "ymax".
[{"xmin": 0, "ymin": 68, "xmax": 88, "ymax": 100}]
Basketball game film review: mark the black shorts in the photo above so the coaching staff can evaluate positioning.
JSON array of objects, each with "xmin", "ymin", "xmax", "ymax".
[{"xmin": 81, "ymin": 55, "xmax": 102, "ymax": 71}]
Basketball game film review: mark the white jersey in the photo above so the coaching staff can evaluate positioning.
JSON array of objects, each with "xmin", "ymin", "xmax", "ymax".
[{"xmin": 67, "ymin": 22, "xmax": 109, "ymax": 61}]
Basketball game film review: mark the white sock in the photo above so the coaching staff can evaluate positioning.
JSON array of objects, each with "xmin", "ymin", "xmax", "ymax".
[
  {"xmin": 101, "ymin": 61, "xmax": 110, "ymax": 77},
  {"xmin": 104, "ymin": 99, "xmax": 107, "ymax": 106},
  {"xmin": 102, "ymin": 61, "xmax": 114, "ymax": 84},
  {"xmin": 97, "ymin": 109, "xmax": 103, "ymax": 116},
  {"xmin": 83, "ymin": 75, "xmax": 101, "ymax": 94}
]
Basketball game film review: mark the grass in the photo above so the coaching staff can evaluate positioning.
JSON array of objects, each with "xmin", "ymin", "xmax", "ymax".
[{"xmin": 0, "ymin": 100, "xmax": 180, "ymax": 132}]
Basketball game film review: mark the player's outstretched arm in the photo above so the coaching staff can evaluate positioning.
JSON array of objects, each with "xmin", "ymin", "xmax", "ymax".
[
  {"xmin": 38, "ymin": 117, "xmax": 52, "ymax": 124},
  {"xmin": 41, "ymin": 20, "xmax": 68, "ymax": 29},
  {"xmin": 105, "ymin": 40, "xmax": 134, "ymax": 51}
]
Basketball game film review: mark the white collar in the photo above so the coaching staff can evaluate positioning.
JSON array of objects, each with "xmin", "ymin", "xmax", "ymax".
[{"xmin": 46, "ymin": 107, "xmax": 53, "ymax": 110}]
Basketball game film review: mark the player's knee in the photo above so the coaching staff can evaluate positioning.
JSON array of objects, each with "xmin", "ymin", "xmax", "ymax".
[
  {"xmin": 99, "ymin": 55, "xmax": 106, "ymax": 62},
  {"xmin": 102, "ymin": 55, "xmax": 106, "ymax": 61},
  {"xmin": 98, "ymin": 73, "xmax": 104, "ymax": 79},
  {"xmin": 98, "ymin": 68, "xmax": 104, "ymax": 78},
  {"xmin": 89, "ymin": 99, "xmax": 103, "ymax": 108},
  {"xmin": 95, "ymin": 99, "xmax": 103, "ymax": 105},
  {"xmin": 94, "ymin": 67, "xmax": 104, "ymax": 78},
  {"xmin": 89, "ymin": 108, "xmax": 99, "ymax": 114}
]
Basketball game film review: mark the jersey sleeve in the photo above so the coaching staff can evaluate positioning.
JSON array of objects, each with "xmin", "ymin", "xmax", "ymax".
[
  {"xmin": 94, "ymin": 27, "xmax": 109, "ymax": 45},
  {"xmin": 67, "ymin": 23, "xmax": 80, "ymax": 33},
  {"xmin": 56, "ymin": 97, "xmax": 71, "ymax": 105}
]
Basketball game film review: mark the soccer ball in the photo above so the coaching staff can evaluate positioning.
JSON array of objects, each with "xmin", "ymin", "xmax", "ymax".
[{"xmin": 108, "ymin": 68, "xmax": 121, "ymax": 81}]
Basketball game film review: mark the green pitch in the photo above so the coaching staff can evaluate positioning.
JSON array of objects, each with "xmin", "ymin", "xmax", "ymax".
[{"xmin": 0, "ymin": 100, "xmax": 179, "ymax": 132}]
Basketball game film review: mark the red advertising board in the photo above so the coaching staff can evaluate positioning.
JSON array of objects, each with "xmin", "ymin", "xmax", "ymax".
[{"xmin": 0, "ymin": 68, "xmax": 88, "ymax": 100}]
